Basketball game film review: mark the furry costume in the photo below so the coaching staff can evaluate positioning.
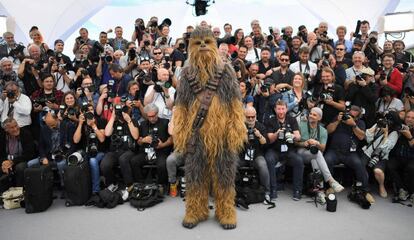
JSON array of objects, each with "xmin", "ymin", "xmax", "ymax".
[{"xmin": 173, "ymin": 27, "xmax": 246, "ymax": 229}]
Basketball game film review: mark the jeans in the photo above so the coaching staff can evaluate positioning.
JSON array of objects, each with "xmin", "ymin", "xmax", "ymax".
[
  {"xmin": 265, "ymin": 148, "xmax": 304, "ymax": 194},
  {"xmin": 239, "ymin": 155, "xmax": 270, "ymax": 193},
  {"xmin": 100, "ymin": 150, "xmax": 136, "ymax": 186},
  {"xmin": 89, "ymin": 152, "xmax": 105, "ymax": 193},
  {"xmin": 28, "ymin": 157, "xmax": 67, "ymax": 186},
  {"xmin": 324, "ymin": 149, "xmax": 368, "ymax": 190},
  {"xmin": 166, "ymin": 152, "xmax": 184, "ymax": 183},
  {"xmin": 297, "ymin": 148, "xmax": 333, "ymax": 183}
]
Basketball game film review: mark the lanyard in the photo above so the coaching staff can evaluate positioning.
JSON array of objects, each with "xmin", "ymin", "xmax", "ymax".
[{"xmin": 299, "ymin": 62, "xmax": 310, "ymax": 74}]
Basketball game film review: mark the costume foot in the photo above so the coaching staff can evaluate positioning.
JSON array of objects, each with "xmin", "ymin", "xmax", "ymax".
[
  {"xmin": 221, "ymin": 223, "xmax": 237, "ymax": 230},
  {"xmin": 182, "ymin": 221, "xmax": 198, "ymax": 229}
]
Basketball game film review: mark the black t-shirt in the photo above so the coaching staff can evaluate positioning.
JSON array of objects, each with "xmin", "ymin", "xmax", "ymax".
[
  {"xmin": 109, "ymin": 118, "xmax": 138, "ymax": 152},
  {"xmin": 328, "ymin": 118, "xmax": 366, "ymax": 153},
  {"xmin": 265, "ymin": 115, "xmax": 299, "ymax": 151},
  {"xmin": 314, "ymin": 83, "xmax": 345, "ymax": 125},
  {"xmin": 170, "ymin": 49, "xmax": 185, "ymax": 71},
  {"xmin": 138, "ymin": 118, "xmax": 170, "ymax": 154},
  {"xmin": 77, "ymin": 117, "xmax": 107, "ymax": 152},
  {"xmin": 21, "ymin": 65, "xmax": 40, "ymax": 96},
  {"xmin": 257, "ymin": 60, "xmax": 278, "ymax": 75},
  {"xmin": 241, "ymin": 121, "xmax": 267, "ymax": 159},
  {"xmin": 270, "ymin": 68, "xmax": 295, "ymax": 86}
]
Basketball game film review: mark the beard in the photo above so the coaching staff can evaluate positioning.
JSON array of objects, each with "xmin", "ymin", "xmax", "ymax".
[{"xmin": 188, "ymin": 45, "xmax": 221, "ymax": 85}]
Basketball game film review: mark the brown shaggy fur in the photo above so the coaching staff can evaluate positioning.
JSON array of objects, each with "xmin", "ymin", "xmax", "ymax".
[{"xmin": 173, "ymin": 26, "xmax": 246, "ymax": 229}]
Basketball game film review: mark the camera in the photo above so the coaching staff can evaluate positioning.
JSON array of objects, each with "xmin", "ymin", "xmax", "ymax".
[
  {"xmin": 279, "ymin": 87, "xmax": 289, "ymax": 93},
  {"xmin": 160, "ymin": 37, "xmax": 167, "ymax": 46},
  {"xmin": 319, "ymin": 92, "xmax": 332, "ymax": 101},
  {"xmin": 33, "ymin": 96, "xmax": 56, "ymax": 107},
  {"xmin": 143, "ymin": 40, "xmax": 151, "ymax": 47},
  {"xmin": 67, "ymin": 151, "xmax": 85, "ymax": 166},
  {"xmin": 6, "ymin": 90, "xmax": 15, "ymax": 99},
  {"xmin": 355, "ymin": 73, "xmax": 365, "ymax": 82},
  {"xmin": 111, "ymin": 125, "xmax": 125, "ymax": 148},
  {"xmin": 303, "ymin": 73, "xmax": 311, "ymax": 82},
  {"xmin": 150, "ymin": 127, "xmax": 159, "ymax": 147},
  {"xmin": 67, "ymin": 107, "xmax": 77, "ymax": 117},
  {"xmin": 107, "ymin": 80, "xmax": 115, "ymax": 98},
  {"xmin": 84, "ymin": 111, "xmax": 94, "ymax": 120},
  {"xmin": 375, "ymin": 111, "xmax": 403, "ymax": 131},
  {"xmin": 348, "ymin": 183, "xmax": 371, "ymax": 209},
  {"xmin": 369, "ymin": 36, "xmax": 377, "ymax": 44},
  {"xmin": 105, "ymin": 55, "xmax": 113, "ymax": 63},
  {"xmin": 247, "ymin": 127, "xmax": 255, "ymax": 141},
  {"xmin": 260, "ymin": 83, "xmax": 271, "ymax": 93},
  {"xmin": 267, "ymin": 27, "xmax": 274, "ymax": 42},
  {"xmin": 114, "ymin": 104, "xmax": 129, "ymax": 119},
  {"xmin": 367, "ymin": 153, "xmax": 380, "ymax": 168},
  {"xmin": 308, "ymin": 145, "xmax": 319, "ymax": 154},
  {"xmin": 86, "ymin": 132, "xmax": 99, "ymax": 157},
  {"xmin": 341, "ymin": 102, "xmax": 352, "ymax": 121},
  {"xmin": 318, "ymin": 31, "xmax": 333, "ymax": 45},
  {"xmin": 278, "ymin": 127, "xmax": 294, "ymax": 144},
  {"xmin": 322, "ymin": 51, "xmax": 330, "ymax": 67},
  {"xmin": 8, "ymin": 43, "xmax": 25, "ymax": 59}
]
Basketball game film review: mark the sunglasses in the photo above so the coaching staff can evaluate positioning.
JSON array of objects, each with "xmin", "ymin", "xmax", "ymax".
[
  {"xmin": 153, "ymin": 52, "xmax": 162, "ymax": 55},
  {"xmin": 336, "ymin": 48, "xmax": 345, "ymax": 51},
  {"xmin": 246, "ymin": 116, "xmax": 256, "ymax": 119},
  {"xmin": 280, "ymin": 58, "xmax": 289, "ymax": 62}
]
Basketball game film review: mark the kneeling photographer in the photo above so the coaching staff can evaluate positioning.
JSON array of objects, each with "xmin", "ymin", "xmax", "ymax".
[
  {"xmin": 101, "ymin": 98, "xmax": 139, "ymax": 191},
  {"xmin": 388, "ymin": 110, "xmax": 414, "ymax": 202},
  {"xmin": 325, "ymin": 105, "xmax": 373, "ymax": 203},
  {"xmin": 362, "ymin": 111, "xmax": 400, "ymax": 198},
  {"xmin": 296, "ymin": 107, "xmax": 344, "ymax": 204},
  {"xmin": 131, "ymin": 103, "xmax": 172, "ymax": 186},
  {"xmin": 73, "ymin": 103, "xmax": 106, "ymax": 195},
  {"xmin": 239, "ymin": 106, "xmax": 270, "ymax": 201}
]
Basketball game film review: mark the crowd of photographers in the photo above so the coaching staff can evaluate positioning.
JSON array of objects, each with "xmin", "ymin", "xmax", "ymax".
[{"xmin": 1, "ymin": 17, "xmax": 414, "ymax": 209}]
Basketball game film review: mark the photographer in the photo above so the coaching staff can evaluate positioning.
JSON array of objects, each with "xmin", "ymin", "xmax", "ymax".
[
  {"xmin": 0, "ymin": 118, "xmax": 36, "ymax": 190},
  {"xmin": 350, "ymin": 20, "xmax": 370, "ymax": 44},
  {"xmin": 101, "ymin": 98, "xmax": 139, "ymax": 190},
  {"xmin": 296, "ymin": 108, "xmax": 344, "ymax": 202},
  {"xmin": 123, "ymin": 81, "xmax": 144, "ymax": 121},
  {"xmin": 375, "ymin": 53, "xmax": 403, "ymax": 96},
  {"xmin": 53, "ymin": 39, "xmax": 74, "ymax": 71},
  {"xmin": 155, "ymin": 25, "xmax": 174, "ymax": 48},
  {"xmin": 73, "ymin": 104, "xmax": 106, "ymax": 195},
  {"xmin": 325, "ymin": 106, "xmax": 372, "ymax": 202},
  {"xmin": 239, "ymin": 106, "xmax": 270, "ymax": 200},
  {"xmin": 120, "ymin": 42, "xmax": 139, "ymax": 77},
  {"xmin": 0, "ymin": 57, "xmax": 25, "ymax": 93},
  {"xmin": 240, "ymin": 81, "xmax": 254, "ymax": 108},
  {"xmin": 17, "ymin": 45, "xmax": 46, "ymax": 96},
  {"xmin": 164, "ymin": 46, "xmax": 185, "ymax": 71},
  {"xmin": 362, "ymin": 111, "xmax": 400, "ymax": 198},
  {"xmin": 256, "ymin": 47, "xmax": 277, "ymax": 76},
  {"xmin": 268, "ymin": 53, "xmax": 294, "ymax": 87},
  {"xmin": 267, "ymin": 27, "xmax": 288, "ymax": 54},
  {"xmin": 264, "ymin": 100, "xmax": 303, "ymax": 200},
  {"xmin": 106, "ymin": 64, "xmax": 132, "ymax": 98},
  {"xmin": 289, "ymin": 46, "xmax": 318, "ymax": 89},
  {"xmin": 346, "ymin": 68, "xmax": 378, "ymax": 127},
  {"xmin": 57, "ymin": 92, "xmax": 80, "ymax": 124},
  {"xmin": 375, "ymin": 86, "xmax": 404, "ymax": 116},
  {"xmin": 131, "ymin": 18, "xmax": 146, "ymax": 45},
  {"xmin": 244, "ymin": 36, "xmax": 261, "ymax": 63},
  {"xmin": 96, "ymin": 44, "xmax": 115, "ymax": 85},
  {"xmin": 393, "ymin": 40, "xmax": 414, "ymax": 71},
  {"xmin": 304, "ymin": 32, "xmax": 324, "ymax": 63},
  {"xmin": 289, "ymin": 36, "xmax": 302, "ymax": 63},
  {"xmin": 0, "ymin": 32, "xmax": 26, "ymax": 70},
  {"xmin": 72, "ymin": 28, "xmax": 94, "ymax": 55},
  {"xmin": 131, "ymin": 103, "xmax": 172, "ymax": 185},
  {"xmin": 313, "ymin": 67, "xmax": 346, "ymax": 125},
  {"xmin": 281, "ymin": 73, "xmax": 311, "ymax": 122},
  {"xmin": 254, "ymin": 78, "xmax": 280, "ymax": 124},
  {"xmin": 108, "ymin": 26, "xmax": 128, "ymax": 54},
  {"xmin": 362, "ymin": 31, "xmax": 383, "ymax": 71},
  {"xmin": 50, "ymin": 54, "xmax": 75, "ymax": 93},
  {"xmin": 144, "ymin": 68, "xmax": 175, "ymax": 120},
  {"xmin": 344, "ymin": 51, "xmax": 366, "ymax": 90},
  {"xmin": 334, "ymin": 43, "xmax": 353, "ymax": 70},
  {"xmin": 76, "ymin": 77, "xmax": 100, "ymax": 108},
  {"xmin": 134, "ymin": 58, "xmax": 154, "ymax": 99},
  {"xmin": 334, "ymin": 26, "xmax": 353, "ymax": 54},
  {"xmin": 388, "ymin": 110, "xmax": 414, "ymax": 202},
  {"xmin": 0, "ymin": 81, "xmax": 32, "ymax": 128},
  {"xmin": 314, "ymin": 53, "xmax": 346, "ymax": 87}
]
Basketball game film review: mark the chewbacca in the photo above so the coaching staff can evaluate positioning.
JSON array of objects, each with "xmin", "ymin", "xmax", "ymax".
[{"xmin": 173, "ymin": 26, "xmax": 246, "ymax": 229}]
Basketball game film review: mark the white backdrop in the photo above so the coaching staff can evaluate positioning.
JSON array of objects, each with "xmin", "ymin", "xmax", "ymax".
[{"xmin": 0, "ymin": 0, "xmax": 413, "ymax": 59}]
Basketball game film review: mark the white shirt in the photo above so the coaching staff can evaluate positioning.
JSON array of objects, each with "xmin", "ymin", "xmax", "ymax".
[
  {"xmin": 289, "ymin": 60, "xmax": 318, "ymax": 77},
  {"xmin": 54, "ymin": 70, "xmax": 75, "ymax": 93},
  {"xmin": 0, "ymin": 93, "xmax": 32, "ymax": 127},
  {"xmin": 144, "ymin": 85, "xmax": 176, "ymax": 120},
  {"xmin": 246, "ymin": 47, "xmax": 261, "ymax": 63},
  {"xmin": 376, "ymin": 98, "xmax": 404, "ymax": 113}
]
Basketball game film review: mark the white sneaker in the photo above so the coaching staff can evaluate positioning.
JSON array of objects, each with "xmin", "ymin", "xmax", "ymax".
[
  {"xmin": 330, "ymin": 180, "xmax": 344, "ymax": 193},
  {"xmin": 263, "ymin": 194, "xmax": 272, "ymax": 204},
  {"xmin": 316, "ymin": 191, "xmax": 326, "ymax": 205},
  {"xmin": 399, "ymin": 188, "xmax": 409, "ymax": 201}
]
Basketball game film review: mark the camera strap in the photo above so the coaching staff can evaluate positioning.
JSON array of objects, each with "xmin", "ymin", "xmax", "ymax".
[
  {"xmin": 299, "ymin": 62, "xmax": 310, "ymax": 75},
  {"xmin": 186, "ymin": 64, "xmax": 223, "ymax": 154},
  {"xmin": 307, "ymin": 121, "xmax": 320, "ymax": 141}
]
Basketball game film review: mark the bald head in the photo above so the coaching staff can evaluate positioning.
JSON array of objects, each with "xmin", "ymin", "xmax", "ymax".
[
  {"xmin": 44, "ymin": 112, "xmax": 59, "ymax": 129},
  {"xmin": 245, "ymin": 106, "xmax": 257, "ymax": 126},
  {"xmin": 157, "ymin": 68, "xmax": 170, "ymax": 82}
]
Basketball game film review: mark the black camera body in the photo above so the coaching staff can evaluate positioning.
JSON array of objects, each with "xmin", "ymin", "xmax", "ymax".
[
  {"xmin": 308, "ymin": 145, "xmax": 319, "ymax": 154},
  {"xmin": 278, "ymin": 127, "xmax": 294, "ymax": 144},
  {"xmin": 8, "ymin": 44, "xmax": 25, "ymax": 59},
  {"xmin": 348, "ymin": 184, "xmax": 371, "ymax": 209},
  {"xmin": 86, "ymin": 132, "xmax": 99, "ymax": 157},
  {"xmin": 34, "ymin": 96, "xmax": 56, "ymax": 107},
  {"xmin": 128, "ymin": 48, "xmax": 137, "ymax": 61},
  {"xmin": 150, "ymin": 127, "xmax": 159, "ymax": 147},
  {"xmin": 247, "ymin": 127, "xmax": 255, "ymax": 142},
  {"xmin": 342, "ymin": 102, "xmax": 352, "ymax": 121}
]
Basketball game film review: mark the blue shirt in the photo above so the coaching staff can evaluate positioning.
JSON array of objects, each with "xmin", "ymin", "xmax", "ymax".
[{"xmin": 334, "ymin": 39, "xmax": 353, "ymax": 53}]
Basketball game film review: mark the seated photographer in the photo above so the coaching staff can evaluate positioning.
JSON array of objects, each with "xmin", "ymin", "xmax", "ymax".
[
  {"xmin": 375, "ymin": 86, "xmax": 404, "ymax": 117},
  {"xmin": 388, "ymin": 110, "xmax": 414, "ymax": 202},
  {"xmin": 240, "ymin": 106, "xmax": 271, "ymax": 200},
  {"xmin": 268, "ymin": 53, "xmax": 294, "ymax": 90},
  {"xmin": 362, "ymin": 111, "xmax": 400, "ymax": 198},
  {"xmin": 29, "ymin": 111, "xmax": 76, "ymax": 187},
  {"xmin": 58, "ymin": 91, "xmax": 80, "ymax": 123},
  {"xmin": 313, "ymin": 67, "xmax": 346, "ymax": 126},
  {"xmin": 123, "ymin": 81, "xmax": 145, "ymax": 121},
  {"xmin": 101, "ymin": 99, "xmax": 139, "ymax": 190},
  {"xmin": 264, "ymin": 99, "xmax": 303, "ymax": 200},
  {"xmin": 76, "ymin": 77, "xmax": 100, "ymax": 108},
  {"xmin": 296, "ymin": 108, "xmax": 344, "ymax": 199},
  {"xmin": 144, "ymin": 68, "xmax": 175, "ymax": 120},
  {"xmin": 73, "ymin": 103, "xmax": 106, "ymax": 195},
  {"xmin": 0, "ymin": 57, "xmax": 25, "ymax": 93},
  {"xmin": 131, "ymin": 103, "xmax": 172, "ymax": 186},
  {"xmin": 325, "ymin": 106, "xmax": 372, "ymax": 202},
  {"xmin": 31, "ymin": 73, "xmax": 63, "ymax": 112},
  {"xmin": 0, "ymin": 118, "xmax": 36, "ymax": 190},
  {"xmin": 0, "ymin": 81, "xmax": 32, "ymax": 128},
  {"xmin": 346, "ymin": 67, "xmax": 378, "ymax": 128},
  {"xmin": 375, "ymin": 53, "xmax": 403, "ymax": 96},
  {"xmin": 282, "ymin": 73, "xmax": 310, "ymax": 122},
  {"xmin": 393, "ymin": 40, "xmax": 414, "ymax": 70}
]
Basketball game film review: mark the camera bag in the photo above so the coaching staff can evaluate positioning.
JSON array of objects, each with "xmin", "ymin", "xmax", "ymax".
[
  {"xmin": 129, "ymin": 183, "xmax": 164, "ymax": 211},
  {"xmin": 64, "ymin": 160, "xmax": 91, "ymax": 206},
  {"xmin": 1, "ymin": 187, "xmax": 24, "ymax": 209},
  {"xmin": 24, "ymin": 165, "xmax": 54, "ymax": 213}
]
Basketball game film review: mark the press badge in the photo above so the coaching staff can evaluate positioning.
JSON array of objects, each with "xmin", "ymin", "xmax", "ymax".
[
  {"xmin": 162, "ymin": 108, "xmax": 171, "ymax": 116},
  {"xmin": 244, "ymin": 149, "xmax": 255, "ymax": 161},
  {"xmin": 350, "ymin": 141, "xmax": 357, "ymax": 152},
  {"xmin": 281, "ymin": 144, "xmax": 288, "ymax": 152},
  {"xmin": 145, "ymin": 147, "xmax": 156, "ymax": 160}
]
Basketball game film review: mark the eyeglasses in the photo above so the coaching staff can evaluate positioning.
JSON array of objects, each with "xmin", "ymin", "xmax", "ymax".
[
  {"xmin": 280, "ymin": 58, "xmax": 289, "ymax": 62},
  {"xmin": 336, "ymin": 48, "xmax": 345, "ymax": 51},
  {"xmin": 153, "ymin": 52, "xmax": 162, "ymax": 55},
  {"xmin": 246, "ymin": 116, "xmax": 256, "ymax": 119},
  {"xmin": 213, "ymin": 31, "xmax": 220, "ymax": 34}
]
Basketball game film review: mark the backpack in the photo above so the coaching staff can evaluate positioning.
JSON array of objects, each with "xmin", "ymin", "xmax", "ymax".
[
  {"xmin": 1, "ymin": 187, "xmax": 24, "ymax": 209},
  {"xmin": 129, "ymin": 183, "xmax": 164, "ymax": 211}
]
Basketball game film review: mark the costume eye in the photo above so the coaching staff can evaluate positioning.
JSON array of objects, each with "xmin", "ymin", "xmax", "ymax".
[
  {"xmin": 205, "ymin": 39, "xmax": 212, "ymax": 44},
  {"xmin": 194, "ymin": 41, "xmax": 201, "ymax": 45}
]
